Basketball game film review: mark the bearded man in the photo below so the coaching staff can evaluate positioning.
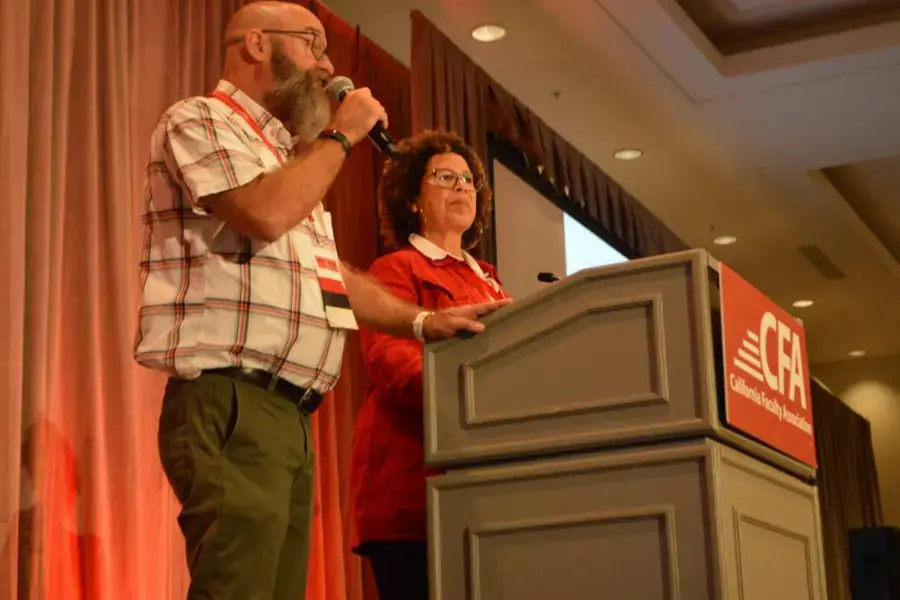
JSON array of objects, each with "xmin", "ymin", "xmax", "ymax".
[{"xmin": 134, "ymin": 2, "xmax": 508, "ymax": 598}]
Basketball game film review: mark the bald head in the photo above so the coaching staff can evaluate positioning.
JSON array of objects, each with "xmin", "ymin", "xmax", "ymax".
[
  {"xmin": 223, "ymin": 1, "xmax": 329, "ymax": 76},
  {"xmin": 226, "ymin": 1, "xmax": 324, "ymax": 41}
]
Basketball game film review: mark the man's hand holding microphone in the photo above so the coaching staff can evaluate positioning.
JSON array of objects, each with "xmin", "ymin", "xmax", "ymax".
[{"xmin": 325, "ymin": 77, "xmax": 399, "ymax": 157}]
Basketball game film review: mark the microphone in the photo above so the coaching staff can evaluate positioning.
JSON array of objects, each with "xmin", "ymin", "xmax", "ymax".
[
  {"xmin": 326, "ymin": 76, "xmax": 399, "ymax": 157},
  {"xmin": 537, "ymin": 272, "xmax": 559, "ymax": 283}
]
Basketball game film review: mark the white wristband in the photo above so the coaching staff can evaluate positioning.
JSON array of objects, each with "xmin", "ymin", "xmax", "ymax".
[{"xmin": 413, "ymin": 311, "xmax": 433, "ymax": 343}]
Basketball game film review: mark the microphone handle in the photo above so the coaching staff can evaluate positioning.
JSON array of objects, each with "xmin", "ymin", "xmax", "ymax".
[
  {"xmin": 369, "ymin": 122, "xmax": 399, "ymax": 157},
  {"xmin": 336, "ymin": 88, "xmax": 399, "ymax": 157}
]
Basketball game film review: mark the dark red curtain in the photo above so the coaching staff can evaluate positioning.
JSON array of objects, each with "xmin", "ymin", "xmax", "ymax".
[
  {"xmin": 409, "ymin": 10, "xmax": 687, "ymax": 263},
  {"xmin": 313, "ymin": 6, "xmax": 412, "ymax": 599},
  {"xmin": 811, "ymin": 379, "xmax": 882, "ymax": 600}
]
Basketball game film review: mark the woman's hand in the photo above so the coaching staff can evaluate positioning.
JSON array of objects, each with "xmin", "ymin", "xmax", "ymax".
[{"xmin": 422, "ymin": 299, "xmax": 513, "ymax": 341}]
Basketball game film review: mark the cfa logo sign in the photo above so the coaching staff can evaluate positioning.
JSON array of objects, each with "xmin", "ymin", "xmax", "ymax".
[{"xmin": 733, "ymin": 311, "xmax": 807, "ymax": 409}]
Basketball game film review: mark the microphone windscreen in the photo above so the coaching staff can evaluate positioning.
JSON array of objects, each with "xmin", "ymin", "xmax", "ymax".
[{"xmin": 326, "ymin": 76, "xmax": 355, "ymax": 102}]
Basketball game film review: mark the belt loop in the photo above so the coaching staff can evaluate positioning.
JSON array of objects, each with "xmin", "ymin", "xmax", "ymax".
[
  {"xmin": 267, "ymin": 372, "xmax": 280, "ymax": 394},
  {"xmin": 299, "ymin": 387, "xmax": 314, "ymax": 406}
]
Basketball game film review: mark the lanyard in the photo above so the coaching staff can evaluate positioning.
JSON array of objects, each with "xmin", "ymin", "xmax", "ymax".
[
  {"xmin": 209, "ymin": 90, "xmax": 285, "ymax": 166},
  {"xmin": 209, "ymin": 89, "xmax": 322, "ymax": 234}
]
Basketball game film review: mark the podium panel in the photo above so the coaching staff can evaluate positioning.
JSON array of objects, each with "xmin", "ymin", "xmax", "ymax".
[
  {"xmin": 427, "ymin": 439, "xmax": 826, "ymax": 600},
  {"xmin": 716, "ymin": 444, "xmax": 827, "ymax": 599},
  {"xmin": 424, "ymin": 252, "xmax": 717, "ymax": 467}
]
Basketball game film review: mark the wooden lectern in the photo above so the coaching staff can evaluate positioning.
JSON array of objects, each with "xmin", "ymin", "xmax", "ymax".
[{"xmin": 422, "ymin": 249, "xmax": 827, "ymax": 600}]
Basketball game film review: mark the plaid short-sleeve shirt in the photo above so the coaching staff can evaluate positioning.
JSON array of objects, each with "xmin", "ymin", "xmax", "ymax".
[{"xmin": 134, "ymin": 80, "xmax": 346, "ymax": 393}]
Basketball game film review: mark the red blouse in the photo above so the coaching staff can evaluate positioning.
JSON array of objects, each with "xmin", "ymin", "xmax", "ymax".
[{"xmin": 350, "ymin": 241, "xmax": 508, "ymax": 548}]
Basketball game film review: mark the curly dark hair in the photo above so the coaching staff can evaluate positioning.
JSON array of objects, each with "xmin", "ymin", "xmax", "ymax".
[{"xmin": 377, "ymin": 130, "xmax": 492, "ymax": 250}]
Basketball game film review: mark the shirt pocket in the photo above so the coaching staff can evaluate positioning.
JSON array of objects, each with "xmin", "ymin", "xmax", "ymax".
[
  {"xmin": 228, "ymin": 120, "xmax": 278, "ymax": 167},
  {"xmin": 415, "ymin": 270, "xmax": 459, "ymax": 310}
]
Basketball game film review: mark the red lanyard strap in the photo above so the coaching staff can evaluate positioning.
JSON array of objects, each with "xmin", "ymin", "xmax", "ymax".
[
  {"xmin": 208, "ymin": 90, "xmax": 321, "ymax": 229},
  {"xmin": 209, "ymin": 90, "xmax": 284, "ymax": 166}
]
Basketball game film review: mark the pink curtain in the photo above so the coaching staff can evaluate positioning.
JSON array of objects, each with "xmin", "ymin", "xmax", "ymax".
[{"xmin": 0, "ymin": 1, "xmax": 407, "ymax": 599}]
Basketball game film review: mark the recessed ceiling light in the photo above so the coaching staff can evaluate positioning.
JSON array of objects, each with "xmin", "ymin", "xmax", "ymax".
[
  {"xmin": 713, "ymin": 235, "xmax": 737, "ymax": 246},
  {"xmin": 792, "ymin": 300, "xmax": 814, "ymax": 308},
  {"xmin": 849, "ymin": 350, "xmax": 867, "ymax": 358},
  {"xmin": 471, "ymin": 23, "xmax": 506, "ymax": 42},
  {"xmin": 613, "ymin": 148, "xmax": 643, "ymax": 161}
]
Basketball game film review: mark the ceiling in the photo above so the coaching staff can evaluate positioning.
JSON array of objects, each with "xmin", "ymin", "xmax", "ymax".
[
  {"xmin": 675, "ymin": 0, "xmax": 900, "ymax": 55},
  {"xmin": 321, "ymin": 0, "xmax": 900, "ymax": 365}
]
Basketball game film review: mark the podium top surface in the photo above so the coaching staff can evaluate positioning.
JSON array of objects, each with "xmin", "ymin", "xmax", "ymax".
[{"xmin": 431, "ymin": 249, "xmax": 717, "ymax": 348}]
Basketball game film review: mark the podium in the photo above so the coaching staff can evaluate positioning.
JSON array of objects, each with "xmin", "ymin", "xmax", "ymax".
[{"xmin": 422, "ymin": 250, "xmax": 827, "ymax": 600}]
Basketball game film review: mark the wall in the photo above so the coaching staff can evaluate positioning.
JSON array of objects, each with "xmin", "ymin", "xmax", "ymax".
[
  {"xmin": 813, "ymin": 353, "xmax": 900, "ymax": 526},
  {"xmin": 492, "ymin": 159, "xmax": 629, "ymax": 300},
  {"xmin": 493, "ymin": 160, "xmax": 567, "ymax": 300}
]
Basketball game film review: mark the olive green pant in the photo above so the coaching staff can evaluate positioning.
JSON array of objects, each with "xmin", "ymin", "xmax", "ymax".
[{"xmin": 158, "ymin": 373, "xmax": 315, "ymax": 600}]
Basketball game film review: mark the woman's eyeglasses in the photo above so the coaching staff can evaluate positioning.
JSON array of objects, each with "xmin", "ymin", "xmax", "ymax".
[{"xmin": 429, "ymin": 168, "xmax": 482, "ymax": 192}]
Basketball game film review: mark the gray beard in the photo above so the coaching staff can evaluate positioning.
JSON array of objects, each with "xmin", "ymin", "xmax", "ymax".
[
  {"xmin": 293, "ymin": 95, "xmax": 332, "ymax": 143},
  {"xmin": 266, "ymin": 52, "xmax": 332, "ymax": 143}
]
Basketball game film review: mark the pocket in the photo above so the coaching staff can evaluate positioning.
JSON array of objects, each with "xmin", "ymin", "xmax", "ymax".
[
  {"xmin": 157, "ymin": 378, "xmax": 246, "ymax": 505},
  {"xmin": 300, "ymin": 413, "xmax": 314, "ymax": 466},
  {"xmin": 157, "ymin": 380, "xmax": 210, "ymax": 504},
  {"xmin": 158, "ymin": 429, "xmax": 193, "ymax": 505},
  {"xmin": 417, "ymin": 272, "xmax": 456, "ymax": 308},
  {"xmin": 218, "ymin": 382, "xmax": 244, "ymax": 455},
  {"xmin": 187, "ymin": 378, "xmax": 246, "ymax": 456}
]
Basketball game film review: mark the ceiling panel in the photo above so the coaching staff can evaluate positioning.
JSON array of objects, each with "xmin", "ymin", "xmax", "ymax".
[
  {"xmin": 825, "ymin": 155, "xmax": 900, "ymax": 263},
  {"xmin": 675, "ymin": 0, "xmax": 900, "ymax": 54}
]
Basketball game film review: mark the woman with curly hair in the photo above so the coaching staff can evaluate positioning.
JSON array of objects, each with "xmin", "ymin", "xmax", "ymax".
[{"xmin": 350, "ymin": 130, "xmax": 510, "ymax": 598}]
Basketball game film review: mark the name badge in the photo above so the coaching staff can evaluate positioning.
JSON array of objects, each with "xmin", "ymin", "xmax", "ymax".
[{"xmin": 313, "ymin": 248, "xmax": 358, "ymax": 330}]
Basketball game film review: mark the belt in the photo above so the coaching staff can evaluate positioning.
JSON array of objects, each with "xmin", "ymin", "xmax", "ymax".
[{"xmin": 206, "ymin": 368, "xmax": 325, "ymax": 413}]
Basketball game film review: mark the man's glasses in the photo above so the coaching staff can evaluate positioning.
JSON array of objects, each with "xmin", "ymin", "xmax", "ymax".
[
  {"xmin": 261, "ymin": 28, "xmax": 328, "ymax": 62},
  {"xmin": 225, "ymin": 28, "xmax": 329, "ymax": 62},
  {"xmin": 429, "ymin": 168, "xmax": 482, "ymax": 192}
]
